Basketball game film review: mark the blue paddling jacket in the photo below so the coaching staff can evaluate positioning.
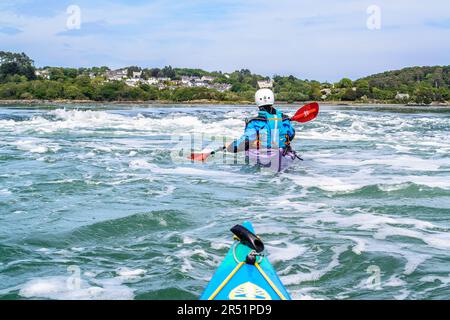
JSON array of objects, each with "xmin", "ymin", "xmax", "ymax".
[{"xmin": 231, "ymin": 106, "xmax": 295, "ymax": 152}]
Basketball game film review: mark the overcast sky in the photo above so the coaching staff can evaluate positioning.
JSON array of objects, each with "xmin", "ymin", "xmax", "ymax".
[{"xmin": 1, "ymin": 0, "xmax": 449, "ymax": 81}]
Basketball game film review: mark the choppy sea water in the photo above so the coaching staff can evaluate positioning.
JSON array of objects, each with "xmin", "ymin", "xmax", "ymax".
[{"xmin": 0, "ymin": 104, "xmax": 449, "ymax": 300}]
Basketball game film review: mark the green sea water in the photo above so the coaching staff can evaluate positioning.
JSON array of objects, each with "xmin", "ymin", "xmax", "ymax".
[{"xmin": 0, "ymin": 104, "xmax": 449, "ymax": 300}]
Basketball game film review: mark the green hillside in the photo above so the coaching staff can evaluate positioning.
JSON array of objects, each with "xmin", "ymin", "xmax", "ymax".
[
  {"xmin": 0, "ymin": 51, "xmax": 448, "ymax": 104},
  {"xmin": 359, "ymin": 66, "xmax": 450, "ymax": 104}
]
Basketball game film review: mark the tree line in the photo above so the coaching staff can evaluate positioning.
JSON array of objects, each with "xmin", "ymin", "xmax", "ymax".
[{"xmin": 0, "ymin": 51, "xmax": 448, "ymax": 104}]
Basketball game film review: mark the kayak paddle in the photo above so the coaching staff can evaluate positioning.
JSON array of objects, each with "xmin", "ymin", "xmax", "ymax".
[
  {"xmin": 189, "ymin": 102, "xmax": 319, "ymax": 162},
  {"xmin": 290, "ymin": 102, "xmax": 319, "ymax": 123},
  {"xmin": 190, "ymin": 146, "xmax": 226, "ymax": 162}
]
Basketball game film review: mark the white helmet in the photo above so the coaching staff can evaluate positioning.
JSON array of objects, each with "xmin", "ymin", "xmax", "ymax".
[{"xmin": 255, "ymin": 89, "xmax": 274, "ymax": 107}]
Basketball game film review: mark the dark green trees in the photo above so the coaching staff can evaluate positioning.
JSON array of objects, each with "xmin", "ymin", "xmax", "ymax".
[{"xmin": 0, "ymin": 51, "xmax": 36, "ymax": 82}]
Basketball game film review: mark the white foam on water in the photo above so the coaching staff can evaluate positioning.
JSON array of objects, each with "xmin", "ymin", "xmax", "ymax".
[
  {"xmin": 317, "ymin": 212, "xmax": 436, "ymax": 231},
  {"xmin": 384, "ymin": 275, "xmax": 407, "ymax": 287},
  {"xmin": 255, "ymin": 224, "xmax": 292, "ymax": 236},
  {"xmin": 177, "ymin": 248, "xmax": 212, "ymax": 274},
  {"xmin": 263, "ymin": 193, "xmax": 327, "ymax": 213},
  {"xmin": 266, "ymin": 243, "xmax": 307, "ymax": 263},
  {"xmin": 302, "ymin": 129, "xmax": 372, "ymax": 142},
  {"xmin": 287, "ymin": 173, "xmax": 362, "ymax": 192},
  {"xmin": 94, "ymin": 145, "xmax": 113, "ymax": 153},
  {"xmin": 128, "ymin": 159, "xmax": 250, "ymax": 184},
  {"xmin": 154, "ymin": 185, "xmax": 176, "ymax": 198},
  {"xmin": 161, "ymin": 166, "xmax": 240, "ymax": 178},
  {"xmin": 210, "ymin": 241, "xmax": 231, "ymax": 250},
  {"xmin": 394, "ymin": 289, "xmax": 410, "ymax": 300},
  {"xmin": 339, "ymin": 236, "xmax": 367, "ymax": 255},
  {"xmin": 281, "ymin": 245, "xmax": 347, "ymax": 285},
  {"xmin": 157, "ymin": 216, "xmax": 168, "ymax": 227},
  {"xmin": 375, "ymin": 226, "xmax": 450, "ymax": 250},
  {"xmin": 0, "ymin": 188, "xmax": 11, "ymax": 195},
  {"xmin": 403, "ymin": 254, "xmax": 430, "ymax": 275},
  {"xmin": 385, "ymin": 144, "xmax": 412, "ymax": 153},
  {"xmin": 304, "ymin": 211, "xmax": 448, "ymax": 252},
  {"xmin": 129, "ymin": 159, "xmax": 157, "ymax": 170},
  {"xmin": 287, "ymin": 166, "xmax": 450, "ymax": 192},
  {"xmin": 378, "ymin": 183, "xmax": 412, "ymax": 192},
  {"xmin": 402, "ymin": 175, "xmax": 450, "ymax": 190},
  {"xmin": 114, "ymin": 267, "xmax": 146, "ymax": 284},
  {"xmin": 423, "ymin": 233, "xmax": 450, "ymax": 250},
  {"xmin": 84, "ymin": 271, "xmax": 98, "ymax": 278},
  {"xmin": 372, "ymin": 156, "xmax": 446, "ymax": 171},
  {"xmin": 116, "ymin": 268, "xmax": 146, "ymax": 281},
  {"xmin": 289, "ymin": 287, "xmax": 324, "ymax": 300},
  {"xmin": 419, "ymin": 274, "xmax": 450, "ymax": 285},
  {"xmin": 302, "ymin": 209, "xmax": 443, "ymax": 277},
  {"xmin": 314, "ymin": 156, "xmax": 445, "ymax": 171},
  {"xmin": 182, "ymin": 236, "xmax": 196, "ymax": 245},
  {"xmin": 19, "ymin": 276, "xmax": 134, "ymax": 300},
  {"xmin": 36, "ymin": 248, "xmax": 51, "ymax": 253},
  {"xmin": 0, "ymin": 109, "xmax": 211, "ymax": 136},
  {"xmin": 11, "ymin": 138, "xmax": 60, "ymax": 154},
  {"xmin": 305, "ymin": 151, "xmax": 336, "ymax": 159},
  {"xmin": 355, "ymin": 234, "xmax": 433, "ymax": 277},
  {"xmin": 33, "ymin": 109, "xmax": 240, "ymax": 138}
]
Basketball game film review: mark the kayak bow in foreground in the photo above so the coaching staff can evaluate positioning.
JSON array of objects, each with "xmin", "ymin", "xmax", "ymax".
[{"xmin": 200, "ymin": 221, "xmax": 291, "ymax": 300}]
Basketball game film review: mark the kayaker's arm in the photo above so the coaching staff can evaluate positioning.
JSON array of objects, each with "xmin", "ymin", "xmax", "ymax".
[
  {"xmin": 282, "ymin": 118, "xmax": 296, "ymax": 141},
  {"xmin": 226, "ymin": 123, "xmax": 261, "ymax": 153},
  {"xmin": 192, "ymin": 131, "xmax": 262, "ymax": 161},
  {"xmin": 225, "ymin": 139, "xmax": 250, "ymax": 153},
  {"xmin": 225, "ymin": 139, "xmax": 254, "ymax": 153}
]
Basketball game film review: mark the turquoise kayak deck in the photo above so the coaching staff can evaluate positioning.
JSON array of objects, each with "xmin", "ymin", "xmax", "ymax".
[{"xmin": 200, "ymin": 222, "xmax": 291, "ymax": 300}]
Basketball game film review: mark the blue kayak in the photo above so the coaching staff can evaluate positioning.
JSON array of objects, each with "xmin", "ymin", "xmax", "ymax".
[{"xmin": 200, "ymin": 221, "xmax": 291, "ymax": 300}]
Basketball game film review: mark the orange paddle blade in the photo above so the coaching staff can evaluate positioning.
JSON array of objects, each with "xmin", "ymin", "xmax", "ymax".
[{"xmin": 189, "ymin": 153, "xmax": 210, "ymax": 162}]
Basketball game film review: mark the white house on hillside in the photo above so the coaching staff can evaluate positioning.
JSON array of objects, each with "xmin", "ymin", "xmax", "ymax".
[
  {"xmin": 181, "ymin": 76, "xmax": 195, "ymax": 86},
  {"xmin": 320, "ymin": 88, "xmax": 332, "ymax": 100},
  {"xmin": 146, "ymin": 78, "xmax": 158, "ymax": 85},
  {"xmin": 125, "ymin": 78, "xmax": 140, "ymax": 87},
  {"xmin": 257, "ymin": 79, "xmax": 273, "ymax": 89},
  {"xmin": 201, "ymin": 76, "xmax": 215, "ymax": 82},
  {"xmin": 132, "ymin": 71, "xmax": 142, "ymax": 79},
  {"xmin": 106, "ymin": 68, "xmax": 128, "ymax": 81},
  {"xmin": 35, "ymin": 69, "xmax": 50, "ymax": 79},
  {"xmin": 395, "ymin": 92, "xmax": 410, "ymax": 101}
]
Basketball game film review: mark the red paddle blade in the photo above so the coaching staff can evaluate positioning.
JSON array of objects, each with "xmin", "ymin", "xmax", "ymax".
[
  {"xmin": 291, "ymin": 102, "xmax": 319, "ymax": 123},
  {"xmin": 189, "ymin": 153, "xmax": 210, "ymax": 162}
]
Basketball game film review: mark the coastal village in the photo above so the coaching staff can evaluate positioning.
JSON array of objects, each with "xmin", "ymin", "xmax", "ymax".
[
  {"xmin": 33, "ymin": 67, "xmax": 413, "ymax": 102},
  {"xmin": 105, "ymin": 68, "xmax": 234, "ymax": 92}
]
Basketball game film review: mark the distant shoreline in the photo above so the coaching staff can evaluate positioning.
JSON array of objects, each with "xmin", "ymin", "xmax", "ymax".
[{"xmin": 1, "ymin": 99, "xmax": 449, "ymax": 108}]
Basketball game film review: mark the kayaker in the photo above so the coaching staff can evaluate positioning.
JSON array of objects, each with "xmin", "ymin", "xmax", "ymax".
[
  {"xmin": 226, "ymin": 88, "xmax": 295, "ymax": 154},
  {"xmin": 190, "ymin": 97, "xmax": 318, "ymax": 167}
]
